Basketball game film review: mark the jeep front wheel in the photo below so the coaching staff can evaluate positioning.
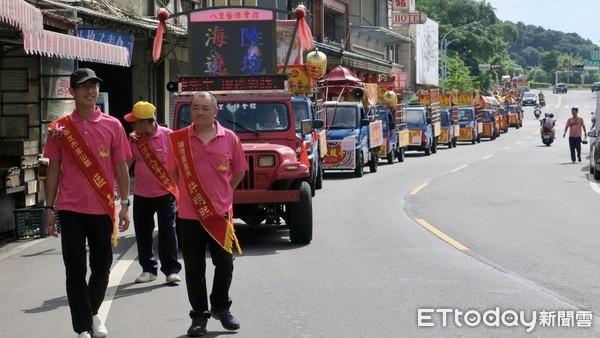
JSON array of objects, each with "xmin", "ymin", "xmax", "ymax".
[{"xmin": 289, "ymin": 181, "xmax": 312, "ymax": 244}]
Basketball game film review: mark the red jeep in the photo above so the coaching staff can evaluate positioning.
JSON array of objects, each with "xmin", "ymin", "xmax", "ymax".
[{"xmin": 173, "ymin": 90, "xmax": 314, "ymax": 244}]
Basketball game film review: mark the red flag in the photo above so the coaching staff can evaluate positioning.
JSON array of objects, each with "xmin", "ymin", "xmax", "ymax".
[
  {"xmin": 294, "ymin": 5, "xmax": 314, "ymax": 51},
  {"xmin": 152, "ymin": 9, "xmax": 170, "ymax": 63}
]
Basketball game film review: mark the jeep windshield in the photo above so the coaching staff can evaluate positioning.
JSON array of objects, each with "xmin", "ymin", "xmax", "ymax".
[
  {"xmin": 325, "ymin": 106, "xmax": 357, "ymax": 129},
  {"xmin": 216, "ymin": 102, "xmax": 290, "ymax": 133},
  {"xmin": 405, "ymin": 109, "xmax": 425, "ymax": 124}
]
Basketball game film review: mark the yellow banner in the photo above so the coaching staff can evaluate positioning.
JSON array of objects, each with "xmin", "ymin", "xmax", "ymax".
[
  {"xmin": 409, "ymin": 129, "xmax": 422, "ymax": 145},
  {"xmin": 458, "ymin": 127, "xmax": 473, "ymax": 141}
]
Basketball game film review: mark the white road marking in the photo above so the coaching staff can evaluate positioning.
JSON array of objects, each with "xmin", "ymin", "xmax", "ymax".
[
  {"xmin": 98, "ymin": 240, "xmax": 139, "ymax": 323},
  {"xmin": 482, "ymin": 154, "xmax": 494, "ymax": 160}
]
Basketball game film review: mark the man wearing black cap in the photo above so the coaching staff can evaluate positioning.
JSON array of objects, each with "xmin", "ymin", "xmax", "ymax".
[{"xmin": 44, "ymin": 68, "xmax": 132, "ymax": 338}]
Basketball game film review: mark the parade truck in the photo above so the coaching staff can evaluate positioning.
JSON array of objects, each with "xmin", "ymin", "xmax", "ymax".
[
  {"xmin": 454, "ymin": 93, "xmax": 482, "ymax": 144},
  {"xmin": 160, "ymin": 5, "xmax": 320, "ymax": 244},
  {"xmin": 438, "ymin": 93, "xmax": 459, "ymax": 148},
  {"xmin": 404, "ymin": 89, "xmax": 441, "ymax": 155},
  {"xmin": 321, "ymin": 100, "xmax": 382, "ymax": 177},
  {"xmin": 373, "ymin": 89, "xmax": 409, "ymax": 163},
  {"xmin": 291, "ymin": 96, "xmax": 326, "ymax": 196},
  {"xmin": 318, "ymin": 66, "xmax": 383, "ymax": 177},
  {"xmin": 374, "ymin": 104, "xmax": 409, "ymax": 163}
]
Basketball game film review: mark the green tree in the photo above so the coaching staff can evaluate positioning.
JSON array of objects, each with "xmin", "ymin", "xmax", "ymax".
[{"xmin": 444, "ymin": 56, "xmax": 478, "ymax": 92}]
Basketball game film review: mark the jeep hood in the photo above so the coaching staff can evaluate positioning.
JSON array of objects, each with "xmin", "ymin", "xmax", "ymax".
[{"xmin": 242, "ymin": 143, "xmax": 298, "ymax": 161}]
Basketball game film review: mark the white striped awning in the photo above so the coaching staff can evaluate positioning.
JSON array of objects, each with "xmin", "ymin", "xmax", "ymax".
[{"xmin": 0, "ymin": 0, "xmax": 130, "ymax": 66}]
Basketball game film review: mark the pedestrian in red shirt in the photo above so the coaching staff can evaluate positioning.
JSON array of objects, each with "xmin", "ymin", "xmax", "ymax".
[
  {"xmin": 167, "ymin": 91, "xmax": 248, "ymax": 337},
  {"xmin": 563, "ymin": 107, "xmax": 587, "ymax": 163},
  {"xmin": 44, "ymin": 68, "xmax": 131, "ymax": 338},
  {"xmin": 125, "ymin": 101, "xmax": 182, "ymax": 285}
]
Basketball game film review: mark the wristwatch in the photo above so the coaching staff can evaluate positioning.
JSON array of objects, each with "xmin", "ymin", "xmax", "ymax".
[{"xmin": 120, "ymin": 199, "xmax": 130, "ymax": 206}]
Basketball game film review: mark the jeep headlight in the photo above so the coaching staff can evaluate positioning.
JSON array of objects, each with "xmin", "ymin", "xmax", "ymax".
[{"xmin": 258, "ymin": 155, "xmax": 275, "ymax": 167}]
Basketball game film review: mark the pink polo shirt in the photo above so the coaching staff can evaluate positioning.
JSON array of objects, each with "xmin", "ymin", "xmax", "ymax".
[
  {"xmin": 166, "ymin": 122, "xmax": 248, "ymax": 220},
  {"xmin": 129, "ymin": 124, "xmax": 173, "ymax": 197},
  {"xmin": 43, "ymin": 108, "xmax": 131, "ymax": 214}
]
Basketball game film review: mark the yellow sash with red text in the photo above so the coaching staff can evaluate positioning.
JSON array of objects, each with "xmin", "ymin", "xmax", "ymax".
[
  {"xmin": 169, "ymin": 127, "xmax": 241, "ymax": 254},
  {"xmin": 49, "ymin": 115, "xmax": 118, "ymax": 246},
  {"xmin": 131, "ymin": 132, "xmax": 179, "ymax": 203}
]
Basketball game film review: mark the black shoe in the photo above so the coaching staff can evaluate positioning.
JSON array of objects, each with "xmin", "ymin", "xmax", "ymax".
[
  {"xmin": 210, "ymin": 309, "xmax": 240, "ymax": 330},
  {"xmin": 578, "ymin": 158, "xmax": 582, "ymax": 162},
  {"xmin": 187, "ymin": 316, "xmax": 208, "ymax": 337}
]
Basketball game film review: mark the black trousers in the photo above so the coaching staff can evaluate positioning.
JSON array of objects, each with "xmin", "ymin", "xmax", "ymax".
[
  {"xmin": 58, "ymin": 210, "xmax": 113, "ymax": 334},
  {"xmin": 133, "ymin": 194, "xmax": 181, "ymax": 276},
  {"xmin": 178, "ymin": 217, "xmax": 234, "ymax": 318},
  {"xmin": 569, "ymin": 136, "xmax": 582, "ymax": 162}
]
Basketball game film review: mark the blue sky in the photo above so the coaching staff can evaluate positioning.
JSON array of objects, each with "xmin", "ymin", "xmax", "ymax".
[{"xmin": 485, "ymin": 0, "xmax": 599, "ymax": 44}]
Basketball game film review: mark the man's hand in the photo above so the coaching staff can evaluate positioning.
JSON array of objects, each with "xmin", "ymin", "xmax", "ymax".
[
  {"xmin": 45, "ymin": 209, "xmax": 59, "ymax": 237},
  {"xmin": 118, "ymin": 206, "xmax": 130, "ymax": 232}
]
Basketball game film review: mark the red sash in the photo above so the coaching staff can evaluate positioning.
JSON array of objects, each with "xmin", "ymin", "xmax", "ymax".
[
  {"xmin": 169, "ymin": 127, "xmax": 241, "ymax": 254},
  {"xmin": 130, "ymin": 131, "xmax": 179, "ymax": 202},
  {"xmin": 49, "ymin": 115, "xmax": 118, "ymax": 246}
]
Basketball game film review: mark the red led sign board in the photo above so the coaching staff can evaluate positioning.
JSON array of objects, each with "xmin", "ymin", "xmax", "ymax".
[{"xmin": 178, "ymin": 75, "xmax": 287, "ymax": 92}]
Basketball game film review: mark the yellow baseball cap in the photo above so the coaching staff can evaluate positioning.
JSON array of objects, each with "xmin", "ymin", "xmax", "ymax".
[{"xmin": 124, "ymin": 101, "xmax": 156, "ymax": 122}]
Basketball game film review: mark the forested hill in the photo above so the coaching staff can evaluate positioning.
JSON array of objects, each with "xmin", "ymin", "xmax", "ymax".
[
  {"xmin": 504, "ymin": 21, "xmax": 597, "ymax": 69},
  {"xmin": 416, "ymin": 0, "xmax": 599, "ymax": 90}
]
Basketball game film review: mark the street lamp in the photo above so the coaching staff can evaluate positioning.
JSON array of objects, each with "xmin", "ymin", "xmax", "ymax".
[{"xmin": 440, "ymin": 21, "xmax": 479, "ymax": 93}]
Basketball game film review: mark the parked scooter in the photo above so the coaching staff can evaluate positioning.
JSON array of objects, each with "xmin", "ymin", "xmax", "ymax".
[{"xmin": 533, "ymin": 105, "xmax": 542, "ymax": 119}]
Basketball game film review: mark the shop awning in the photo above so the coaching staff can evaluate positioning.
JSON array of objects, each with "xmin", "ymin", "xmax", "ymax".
[
  {"xmin": 0, "ymin": 0, "xmax": 130, "ymax": 66},
  {"xmin": 350, "ymin": 25, "xmax": 412, "ymax": 45}
]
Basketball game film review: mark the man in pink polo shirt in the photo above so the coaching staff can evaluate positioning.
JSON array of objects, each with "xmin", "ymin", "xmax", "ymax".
[
  {"xmin": 563, "ymin": 107, "xmax": 587, "ymax": 163},
  {"xmin": 167, "ymin": 91, "xmax": 248, "ymax": 337},
  {"xmin": 125, "ymin": 101, "xmax": 182, "ymax": 285},
  {"xmin": 44, "ymin": 68, "xmax": 131, "ymax": 338}
]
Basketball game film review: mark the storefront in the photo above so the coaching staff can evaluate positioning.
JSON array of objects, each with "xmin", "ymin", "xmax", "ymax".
[{"xmin": 0, "ymin": 0, "xmax": 130, "ymax": 236}]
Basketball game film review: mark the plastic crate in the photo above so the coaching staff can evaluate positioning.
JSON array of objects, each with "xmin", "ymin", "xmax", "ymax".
[{"xmin": 13, "ymin": 207, "xmax": 47, "ymax": 239}]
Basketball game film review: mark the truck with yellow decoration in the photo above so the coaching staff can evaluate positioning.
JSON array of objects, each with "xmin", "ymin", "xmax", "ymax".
[
  {"xmin": 404, "ymin": 89, "xmax": 442, "ymax": 155},
  {"xmin": 319, "ymin": 66, "xmax": 383, "ymax": 177}
]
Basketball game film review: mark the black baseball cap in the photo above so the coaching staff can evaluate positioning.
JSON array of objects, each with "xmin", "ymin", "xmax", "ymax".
[{"xmin": 70, "ymin": 68, "xmax": 103, "ymax": 87}]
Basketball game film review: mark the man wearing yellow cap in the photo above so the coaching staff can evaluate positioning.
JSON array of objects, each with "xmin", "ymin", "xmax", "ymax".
[{"xmin": 125, "ymin": 101, "xmax": 181, "ymax": 284}]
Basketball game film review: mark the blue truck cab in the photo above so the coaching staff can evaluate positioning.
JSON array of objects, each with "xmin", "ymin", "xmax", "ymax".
[
  {"xmin": 371, "ymin": 105, "xmax": 407, "ymax": 163},
  {"xmin": 439, "ymin": 108, "xmax": 458, "ymax": 148},
  {"xmin": 456, "ymin": 106, "xmax": 482, "ymax": 144},
  {"xmin": 291, "ymin": 96, "xmax": 325, "ymax": 196},
  {"xmin": 404, "ymin": 106, "xmax": 437, "ymax": 156},
  {"xmin": 322, "ymin": 101, "xmax": 380, "ymax": 177}
]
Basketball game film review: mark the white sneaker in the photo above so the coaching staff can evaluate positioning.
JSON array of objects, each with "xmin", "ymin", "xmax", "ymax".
[
  {"xmin": 92, "ymin": 315, "xmax": 108, "ymax": 338},
  {"xmin": 166, "ymin": 273, "xmax": 182, "ymax": 284},
  {"xmin": 135, "ymin": 272, "xmax": 157, "ymax": 283},
  {"xmin": 78, "ymin": 333, "xmax": 91, "ymax": 338}
]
